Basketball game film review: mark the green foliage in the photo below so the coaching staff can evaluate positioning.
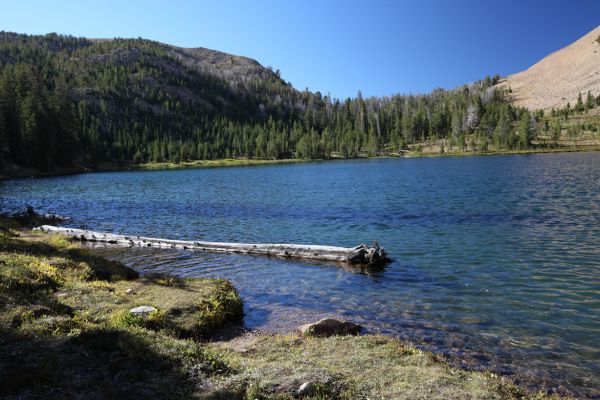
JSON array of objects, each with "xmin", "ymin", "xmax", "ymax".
[
  {"xmin": 4, "ymin": 32, "xmax": 596, "ymax": 164},
  {"xmin": 518, "ymin": 110, "xmax": 533, "ymax": 149},
  {"xmin": 193, "ymin": 279, "xmax": 244, "ymax": 338},
  {"xmin": 0, "ymin": 255, "xmax": 63, "ymax": 295},
  {"xmin": 532, "ymin": 96, "xmax": 600, "ymax": 150},
  {"xmin": 0, "ymin": 33, "xmax": 528, "ymax": 170},
  {"xmin": 111, "ymin": 308, "xmax": 166, "ymax": 330},
  {"xmin": 551, "ymin": 120, "xmax": 561, "ymax": 146},
  {"xmin": 576, "ymin": 92, "xmax": 584, "ymax": 113},
  {"xmin": 144, "ymin": 272, "xmax": 185, "ymax": 287},
  {"xmin": 132, "ymin": 150, "xmax": 144, "ymax": 164},
  {"xmin": 0, "ymin": 217, "xmax": 239, "ymax": 398}
]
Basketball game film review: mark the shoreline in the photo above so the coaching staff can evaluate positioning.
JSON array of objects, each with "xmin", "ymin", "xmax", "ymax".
[
  {"xmin": 0, "ymin": 215, "xmax": 569, "ymax": 399},
  {"xmin": 1, "ymin": 145, "xmax": 599, "ymax": 181}
]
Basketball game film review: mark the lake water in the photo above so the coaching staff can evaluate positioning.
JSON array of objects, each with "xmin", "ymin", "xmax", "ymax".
[{"xmin": 1, "ymin": 153, "xmax": 599, "ymax": 398}]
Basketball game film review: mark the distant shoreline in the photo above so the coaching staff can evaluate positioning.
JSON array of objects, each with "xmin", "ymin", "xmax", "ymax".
[{"xmin": 2, "ymin": 145, "xmax": 599, "ymax": 181}]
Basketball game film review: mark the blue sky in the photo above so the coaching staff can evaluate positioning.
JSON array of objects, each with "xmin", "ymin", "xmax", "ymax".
[{"xmin": 1, "ymin": 0, "xmax": 598, "ymax": 99}]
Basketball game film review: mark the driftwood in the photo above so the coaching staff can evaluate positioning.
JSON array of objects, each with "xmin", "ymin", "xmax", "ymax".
[{"xmin": 36, "ymin": 225, "xmax": 390, "ymax": 267}]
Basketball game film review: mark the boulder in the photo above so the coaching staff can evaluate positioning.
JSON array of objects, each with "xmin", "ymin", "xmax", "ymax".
[
  {"xmin": 129, "ymin": 305, "xmax": 157, "ymax": 317},
  {"xmin": 298, "ymin": 318, "xmax": 361, "ymax": 337}
]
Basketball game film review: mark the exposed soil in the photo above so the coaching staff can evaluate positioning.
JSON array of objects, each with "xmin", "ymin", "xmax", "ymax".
[{"xmin": 497, "ymin": 25, "xmax": 600, "ymax": 111}]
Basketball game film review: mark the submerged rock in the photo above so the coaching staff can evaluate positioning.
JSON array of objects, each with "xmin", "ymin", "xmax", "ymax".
[
  {"xmin": 298, "ymin": 318, "xmax": 361, "ymax": 337},
  {"xmin": 129, "ymin": 305, "xmax": 157, "ymax": 316}
]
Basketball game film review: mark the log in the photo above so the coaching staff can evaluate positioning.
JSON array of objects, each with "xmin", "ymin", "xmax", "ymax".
[{"xmin": 35, "ymin": 225, "xmax": 390, "ymax": 267}]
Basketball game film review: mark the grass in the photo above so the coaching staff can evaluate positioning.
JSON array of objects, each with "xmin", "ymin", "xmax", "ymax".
[
  {"xmin": 129, "ymin": 144, "xmax": 600, "ymax": 176},
  {"xmin": 207, "ymin": 334, "xmax": 560, "ymax": 400},
  {"xmin": 3, "ymin": 138, "xmax": 599, "ymax": 182},
  {"xmin": 135, "ymin": 143, "xmax": 600, "ymax": 174},
  {"xmin": 0, "ymin": 216, "xmax": 565, "ymax": 399},
  {"xmin": 0, "ymin": 216, "xmax": 243, "ymax": 398},
  {"xmin": 0, "ymin": 158, "xmax": 307, "ymax": 180},
  {"xmin": 135, "ymin": 158, "xmax": 308, "ymax": 171},
  {"xmin": 403, "ymin": 145, "xmax": 600, "ymax": 158}
]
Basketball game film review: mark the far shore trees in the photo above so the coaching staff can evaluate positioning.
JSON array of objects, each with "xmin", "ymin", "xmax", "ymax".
[{"xmin": 0, "ymin": 33, "xmax": 598, "ymax": 171}]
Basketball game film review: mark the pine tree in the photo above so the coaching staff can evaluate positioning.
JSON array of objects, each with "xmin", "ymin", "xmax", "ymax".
[
  {"xmin": 518, "ymin": 111, "xmax": 532, "ymax": 149},
  {"xmin": 493, "ymin": 107, "xmax": 510, "ymax": 149},
  {"xmin": 576, "ymin": 92, "xmax": 584, "ymax": 113},
  {"xmin": 0, "ymin": 106, "xmax": 5, "ymax": 168},
  {"xmin": 586, "ymin": 91, "xmax": 594, "ymax": 110},
  {"xmin": 551, "ymin": 120, "xmax": 561, "ymax": 147}
]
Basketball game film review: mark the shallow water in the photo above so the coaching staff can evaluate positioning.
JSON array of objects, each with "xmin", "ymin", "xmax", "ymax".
[{"xmin": 2, "ymin": 153, "xmax": 599, "ymax": 397}]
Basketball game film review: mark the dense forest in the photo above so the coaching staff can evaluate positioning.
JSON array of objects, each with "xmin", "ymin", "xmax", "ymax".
[{"xmin": 1, "ymin": 32, "xmax": 600, "ymax": 171}]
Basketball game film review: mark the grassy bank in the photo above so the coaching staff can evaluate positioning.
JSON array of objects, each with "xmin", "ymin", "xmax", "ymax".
[
  {"xmin": 135, "ymin": 146, "xmax": 600, "ymax": 171},
  {"xmin": 135, "ymin": 158, "xmax": 310, "ymax": 171},
  {"xmin": 3, "ymin": 144, "xmax": 600, "ymax": 181},
  {"xmin": 402, "ymin": 144, "xmax": 600, "ymax": 158},
  {"xmin": 0, "ymin": 159, "xmax": 309, "ymax": 180},
  {"xmin": 0, "ymin": 217, "xmax": 562, "ymax": 399},
  {"xmin": 0, "ymin": 216, "xmax": 244, "ymax": 398}
]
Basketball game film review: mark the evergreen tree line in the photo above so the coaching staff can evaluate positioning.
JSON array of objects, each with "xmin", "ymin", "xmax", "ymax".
[
  {"xmin": 2, "ymin": 33, "xmax": 599, "ymax": 170},
  {"xmin": 550, "ymin": 91, "xmax": 600, "ymax": 118}
]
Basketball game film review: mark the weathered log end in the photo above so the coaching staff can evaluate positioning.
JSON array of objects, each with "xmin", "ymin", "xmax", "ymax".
[{"xmin": 349, "ymin": 242, "xmax": 391, "ymax": 266}]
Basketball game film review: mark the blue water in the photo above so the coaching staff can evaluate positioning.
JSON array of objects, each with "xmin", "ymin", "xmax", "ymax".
[{"xmin": 1, "ymin": 153, "xmax": 599, "ymax": 398}]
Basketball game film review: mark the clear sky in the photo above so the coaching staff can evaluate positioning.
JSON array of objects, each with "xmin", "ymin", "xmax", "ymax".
[{"xmin": 1, "ymin": 0, "xmax": 598, "ymax": 99}]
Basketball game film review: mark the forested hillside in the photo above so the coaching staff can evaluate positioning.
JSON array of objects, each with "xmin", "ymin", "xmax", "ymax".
[{"xmin": 1, "ymin": 31, "xmax": 594, "ymax": 172}]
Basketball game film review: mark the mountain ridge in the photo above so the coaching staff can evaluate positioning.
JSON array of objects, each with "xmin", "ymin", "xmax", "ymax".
[{"xmin": 497, "ymin": 25, "xmax": 600, "ymax": 110}]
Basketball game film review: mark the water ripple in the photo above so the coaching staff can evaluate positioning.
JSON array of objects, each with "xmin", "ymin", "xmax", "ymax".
[{"xmin": 1, "ymin": 153, "xmax": 599, "ymax": 398}]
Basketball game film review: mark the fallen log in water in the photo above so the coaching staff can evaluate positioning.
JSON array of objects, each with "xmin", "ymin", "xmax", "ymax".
[{"xmin": 36, "ymin": 225, "xmax": 390, "ymax": 267}]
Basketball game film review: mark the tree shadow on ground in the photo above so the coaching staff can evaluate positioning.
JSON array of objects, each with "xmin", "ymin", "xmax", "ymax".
[{"xmin": 0, "ymin": 326, "xmax": 203, "ymax": 400}]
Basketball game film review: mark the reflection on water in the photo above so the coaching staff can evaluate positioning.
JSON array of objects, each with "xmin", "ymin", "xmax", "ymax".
[{"xmin": 1, "ymin": 152, "xmax": 599, "ymax": 398}]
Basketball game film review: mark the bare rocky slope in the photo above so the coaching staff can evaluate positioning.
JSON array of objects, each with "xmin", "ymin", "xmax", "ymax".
[
  {"xmin": 89, "ymin": 37, "xmax": 282, "ymax": 88},
  {"xmin": 497, "ymin": 25, "xmax": 600, "ymax": 111}
]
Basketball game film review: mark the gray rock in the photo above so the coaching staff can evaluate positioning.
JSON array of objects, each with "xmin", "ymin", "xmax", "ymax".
[
  {"xmin": 298, "ymin": 318, "xmax": 362, "ymax": 337},
  {"xmin": 129, "ymin": 305, "xmax": 157, "ymax": 316},
  {"xmin": 125, "ymin": 288, "xmax": 135, "ymax": 295},
  {"xmin": 297, "ymin": 381, "xmax": 315, "ymax": 397}
]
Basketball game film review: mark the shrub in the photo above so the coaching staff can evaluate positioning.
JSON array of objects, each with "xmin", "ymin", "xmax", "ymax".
[
  {"xmin": 133, "ymin": 150, "xmax": 144, "ymax": 164},
  {"xmin": 0, "ymin": 256, "xmax": 63, "ymax": 295},
  {"xmin": 192, "ymin": 280, "xmax": 243, "ymax": 338},
  {"xmin": 111, "ymin": 308, "xmax": 166, "ymax": 331}
]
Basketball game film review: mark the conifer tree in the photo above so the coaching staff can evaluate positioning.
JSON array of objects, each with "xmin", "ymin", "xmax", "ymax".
[{"xmin": 518, "ymin": 111, "xmax": 532, "ymax": 149}]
